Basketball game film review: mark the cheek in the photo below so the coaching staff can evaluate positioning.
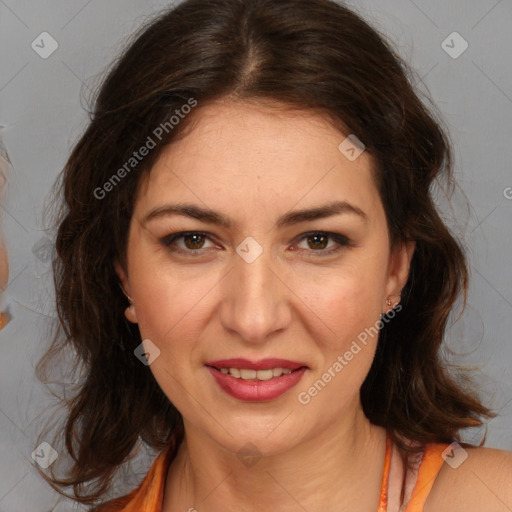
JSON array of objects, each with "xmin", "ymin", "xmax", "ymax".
[
  {"xmin": 128, "ymin": 252, "xmax": 220, "ymax": 364},
  {"xmin": 130, "ymin": 271, "xmax": 202, "ymax": 403},
  {"xmin": 295, "ymin": 258, "xmax": 387, "ymax": 352},
  {"xmin": 127, "ymin": 238, "xmax": 184, "ymax": 335},
  {"xmin": 132, "ymin": 274, "xmax": 196, "ymax": 350}
]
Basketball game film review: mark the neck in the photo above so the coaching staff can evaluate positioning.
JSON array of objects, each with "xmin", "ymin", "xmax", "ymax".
[{"xmin": 163, "ymin": 403, "xmax": 387, "ymax": 512}]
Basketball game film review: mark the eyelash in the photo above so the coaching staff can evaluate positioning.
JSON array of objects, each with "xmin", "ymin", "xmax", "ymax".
[{"xmin": 160, "ymin": 231, "xmax": 352, "ymax": 257}]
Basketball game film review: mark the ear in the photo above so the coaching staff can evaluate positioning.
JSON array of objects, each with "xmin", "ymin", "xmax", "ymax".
[
  {"xmin": 114, "ymin": 260, "xmax": 138, "ymax": 324},
  {"xmin": 383, "ymin": 239, "xmax": 415, "ymax": 310}
]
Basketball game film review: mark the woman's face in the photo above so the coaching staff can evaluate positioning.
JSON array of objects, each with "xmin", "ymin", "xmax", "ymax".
[{"xmin": 117, "ymin": 99, "xmax": 414, "ymax": 456}]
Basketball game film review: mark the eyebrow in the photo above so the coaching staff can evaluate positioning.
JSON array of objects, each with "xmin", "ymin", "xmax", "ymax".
[{"xmin": 142, "ymin": 200, "xmax": 369, "ymax": 228}]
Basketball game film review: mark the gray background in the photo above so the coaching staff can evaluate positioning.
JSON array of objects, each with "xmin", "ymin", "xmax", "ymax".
[{"xmin": 0, "ymin": 0, "xmax": 511, "ymax": 510}]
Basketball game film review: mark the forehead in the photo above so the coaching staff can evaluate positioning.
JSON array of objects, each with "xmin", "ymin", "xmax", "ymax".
[{"xmin": 136, "ymin": 99, "xmax": 381, "ymax": 224}]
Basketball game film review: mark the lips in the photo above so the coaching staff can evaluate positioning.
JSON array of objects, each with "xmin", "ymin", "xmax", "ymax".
[
  {"xmin": 205, "ymin": 358, "xmax": 306, "ymax": 371},
  {"xmin": 205, "ymin": 358, "xmax": 308, "ymax": 402}
]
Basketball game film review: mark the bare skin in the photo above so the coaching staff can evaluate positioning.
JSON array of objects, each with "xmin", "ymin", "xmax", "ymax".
[{"xmin": 116, "ymin": 98, "xmax": 512, "ymax": 511}]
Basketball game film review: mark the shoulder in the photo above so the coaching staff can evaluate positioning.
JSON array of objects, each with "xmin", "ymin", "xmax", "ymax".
[{"xmin": 424, "ymin": 444, "xmax": 512, "ymax": 512}]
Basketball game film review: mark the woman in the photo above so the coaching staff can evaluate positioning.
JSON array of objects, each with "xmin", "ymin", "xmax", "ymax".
[
  {"xmin": 36, "ymin": 0, "xmax": 512, "ymax": 511},
  {"xmin": 0, "ymin": 136, "xmax": 10, "ymax": 330}
]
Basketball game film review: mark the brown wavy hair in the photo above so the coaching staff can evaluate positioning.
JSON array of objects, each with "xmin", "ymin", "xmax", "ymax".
[{"xmin": 35, "ymin": 0, "xmax": 495, "ymax": 508}]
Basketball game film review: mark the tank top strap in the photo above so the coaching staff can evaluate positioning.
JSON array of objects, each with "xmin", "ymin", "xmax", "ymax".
[
  {"xmin": 377, "ymin": 433, "xmax": 393, "ymax": 512},
  {"xmin": 378, "ymin": 433, "xmax": 450, "ymax": 512},
  {"xmin": 402, "ymin": 442, "xmax": 450, "ymax": 511}
]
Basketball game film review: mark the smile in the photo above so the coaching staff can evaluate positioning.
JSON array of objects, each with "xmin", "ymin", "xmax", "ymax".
[
  {"xmin": 205, "ymin": 358, "xmax": 308, "ymax": 401},
  {"xmin": 217, "ymin": 367, "xmax": 293, "ymax": 380}
]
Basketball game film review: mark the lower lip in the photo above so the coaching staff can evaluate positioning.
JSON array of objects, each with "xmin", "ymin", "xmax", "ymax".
[{"xmin": 207, "ymin": 366, "xmax": 307, "ymax": 402}]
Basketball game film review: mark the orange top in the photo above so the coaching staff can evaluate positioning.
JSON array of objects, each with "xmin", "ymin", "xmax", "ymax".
[{"xmin": 97, "ymin": 434, "xmax": 450, "ymax": 512}]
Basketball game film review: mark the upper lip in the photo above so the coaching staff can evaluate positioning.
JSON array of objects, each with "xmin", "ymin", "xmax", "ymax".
[{"xmin": 205, "ymin": 358, "xmax": 307, "ymax": 371}]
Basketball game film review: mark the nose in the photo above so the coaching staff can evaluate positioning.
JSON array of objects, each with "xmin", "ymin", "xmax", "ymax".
[{"xmin": 219, "ymin": 246, "xmax": 292, "ymax": 344}]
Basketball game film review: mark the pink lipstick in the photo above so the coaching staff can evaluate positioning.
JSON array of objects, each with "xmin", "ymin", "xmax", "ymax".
[{"xmin": 205, "ymin": 358, "xmax": 308, "ymax": 402}]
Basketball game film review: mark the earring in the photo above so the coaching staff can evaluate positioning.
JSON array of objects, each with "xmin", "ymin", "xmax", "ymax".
[
  {"xmin": 124, "ymin": 295, "xmax": 133, "ymax": 315},
  {"xmin": 124, "ymin": 302, "xmax": 137, "ymax": 323},
  {"xmin": 386, "ymin": 298, "xmax": 392, "ymax": 306}
]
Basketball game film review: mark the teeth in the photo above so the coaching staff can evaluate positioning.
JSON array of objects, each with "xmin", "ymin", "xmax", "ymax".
[
  {"xmin": 239, "ymin": 369, "xmax": 257, "ymax": 379},
  {"xmin": 255, "ymin": 369, "xmax": 274, "ymax": 381},
  {"xmin": 219, "ymin": 367, "xmax": 296, "ymax": 380}
]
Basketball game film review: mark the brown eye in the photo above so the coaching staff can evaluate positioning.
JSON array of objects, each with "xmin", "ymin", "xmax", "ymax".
[
  {"xmin": 306, "ymin": 233, "xmax": 329, "ymax": 250},
  {"xmin": 182, "ymin": 233, "xmax": 207, "ymax": 250},
  {"xmin": 160, "ymin": 231, "xmax": 215, "ymax": 255},
  {"xmin": 295, "ymin": 231, "xmax": 351, "ymax": 256}
]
